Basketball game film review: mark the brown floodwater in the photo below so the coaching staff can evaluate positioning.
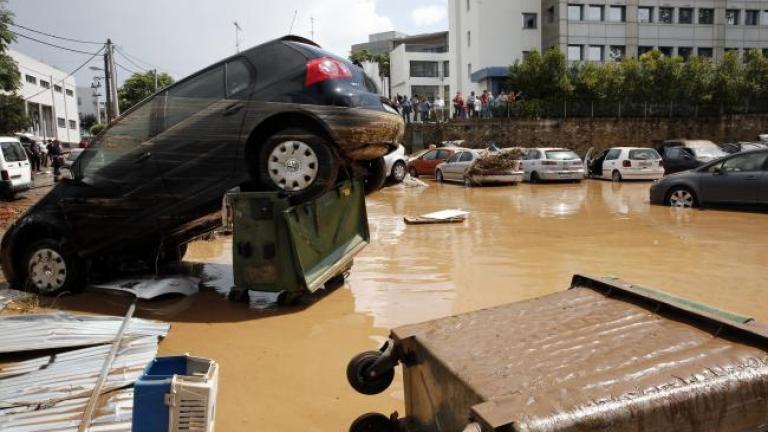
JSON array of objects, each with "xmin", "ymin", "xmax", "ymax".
[{"xmin": 6, "ymin": 179, "xmax": 768, "ymax": 431}]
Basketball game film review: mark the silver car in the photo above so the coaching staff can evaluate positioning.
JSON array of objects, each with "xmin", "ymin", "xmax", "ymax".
[
  {"xmin": 522, "ymin": 148, "xmax": 585, "ymax": 183},
  {"xmin": 436, "ymin": 149, "xmax": 523, "ymax": 186}
]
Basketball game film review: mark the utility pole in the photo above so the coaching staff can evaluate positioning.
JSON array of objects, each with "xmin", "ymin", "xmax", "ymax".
[
  {"xmin": 153, "ymin": 68, "xmax": 158, "ymax": 92},
  {"xmin": 102, "ymin": 39, "xmax": 120, "ymax": 122},
  {"xmin": 233, "ymin": 22, "xmax": 242, "ymax": 53}
]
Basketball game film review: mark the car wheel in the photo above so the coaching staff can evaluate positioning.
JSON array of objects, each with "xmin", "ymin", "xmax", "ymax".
[
  {"xmin": 612, "ymin": 170, "xmax": 622, "ymax": 182},
  {"xmin": 23, "ymin": 238, "xmax": 84, "ymax": 295},
  {"xmin": 530, "ymin": 171, "xmax": 540, "ymax": 184},
  {"xmin": 359, "ymin": 157, "xmax": 387, "ymax": 195},
  {"xmin": 666, "ymin": 187, "xmax": 697, "ymax": 208},
  {"xmin": 391, "ymin": 161, "xmax": 407, "ymax": 183},
  {"xmin": 435, "ymin": 170, "xmax": 444, "ymax": 182},
  {"xmin": 408, "ymin": 166, "xmax": 418, "ymax": 178},
  {"xmin": 258, "ymin": 128, "xmax": 338, "ymax": 202}
]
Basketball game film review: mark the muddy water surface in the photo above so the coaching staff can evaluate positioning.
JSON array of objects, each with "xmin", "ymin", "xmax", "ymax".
[{"xmin": 14, "ymin": 179, "xmax": 768, "ymax": 431}]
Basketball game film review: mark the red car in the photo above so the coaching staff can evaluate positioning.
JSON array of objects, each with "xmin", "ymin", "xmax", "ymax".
[{"xmin": 408, "ymin": 148, "xmax": 458, "ymax": 178}]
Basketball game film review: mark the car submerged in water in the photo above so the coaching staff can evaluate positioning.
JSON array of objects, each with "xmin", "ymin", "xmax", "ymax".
[{"xmin": 1, "ymin": 35, "xmax": 404, "ymax": 295}]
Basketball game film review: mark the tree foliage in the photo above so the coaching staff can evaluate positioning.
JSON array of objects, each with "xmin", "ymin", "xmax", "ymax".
[
  {"xmin": 117, "ymin": 70, "xmax": 174, "ymax": 111},
  {"xmin": 0, "ymin": 1, "xmax": 29, "ymax": 132},
  {"xmin": 507, "ymin": 47, "xmax": 768, "ymax": 116},
  {"xmin": 79, "ymin": 113, "xmax": 98, "ymax": 131},
  {"xmin": 349, "ymin": 49, "xmax": 390, "ymax": 77}
]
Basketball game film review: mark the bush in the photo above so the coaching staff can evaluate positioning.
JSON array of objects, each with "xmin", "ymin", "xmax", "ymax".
[{"xmin": 90, "ymin": 123, "xmax": 106, "ymax": 136}]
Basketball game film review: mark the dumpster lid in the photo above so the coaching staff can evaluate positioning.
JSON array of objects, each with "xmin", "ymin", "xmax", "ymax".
[{"xmin": 392, "ymin": 275, "xmax": 768, "ymax": 431}]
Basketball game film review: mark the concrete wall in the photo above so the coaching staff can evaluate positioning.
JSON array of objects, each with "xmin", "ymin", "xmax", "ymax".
[{"xmin": 404, "ymin": 115, "xmax": 768, "ymax": 155}]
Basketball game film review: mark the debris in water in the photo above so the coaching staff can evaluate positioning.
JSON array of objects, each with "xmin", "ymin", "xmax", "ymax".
[
  {"xmin": 90, "ymin": 276, "xmax": 200, "ymax": 299},
  {"xmin": 401, "ymin": 175, "xmax": 429, "ymax": 188}
]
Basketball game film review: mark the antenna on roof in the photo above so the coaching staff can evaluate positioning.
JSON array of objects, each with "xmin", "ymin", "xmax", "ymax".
[
  {"xmin": 288, "ymin": 10, "xmax": 298, "ymax": 34},
  {"xmin": 233, "ymin": 21, "xmax": 242, "ymax": 53},
  {"xmin": 310, "ymin": 16, "xmax": 315, "ymax": 41}
]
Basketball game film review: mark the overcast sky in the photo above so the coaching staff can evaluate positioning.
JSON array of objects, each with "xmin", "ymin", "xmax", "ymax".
[{"xmin": 7, "ymin": 0, "xmax": 448, "ymax": 89}]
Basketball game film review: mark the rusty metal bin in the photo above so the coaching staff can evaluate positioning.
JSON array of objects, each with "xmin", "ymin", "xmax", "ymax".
[{"xmin": 346, "ymin": 275, "xmax": 768, "ymax": 432}]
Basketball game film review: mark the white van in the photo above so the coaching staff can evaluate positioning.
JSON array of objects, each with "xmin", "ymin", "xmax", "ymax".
[{"xmin": 0, "ymin": 136, "xmax": 32, "ymax": 198}]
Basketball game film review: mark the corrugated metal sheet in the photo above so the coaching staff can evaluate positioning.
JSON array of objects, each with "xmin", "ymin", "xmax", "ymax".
[
  {"xmin": 0, "ymin": 388, "xmax": 133, "ymax": 432},
  {"xmin": 0, "ymin": 288, "xmax": 29, "ymax": 313},
  {"xmin": 0, "ymin": 312, "xmax": 170, "ymax": 353},
  {"xmin": 0, "ymin": 336, "xmax": 159, "ymax": 407}
]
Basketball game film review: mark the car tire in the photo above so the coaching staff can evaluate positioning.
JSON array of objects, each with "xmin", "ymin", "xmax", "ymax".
[
  {"xmin": 391, "ymin": 161, "xmax": 407, "ymax": 183},
  {"xmin": 666, "ymin": 187, "xmax": 697, "ymax": 208},
  {"xmin": 359, "ymin": 157, "xmax": 387, "ymax": 195},
  {"xmin": 258, "ymin": 128, "xmax": 338, "ymax": 203},
  {"xmin": 436, "ymin": 170, "xmax": 444, "ymax": 182},
  {"xmin": 23, "ymin": 238, "xmax": 85, "ymax": 296},
  {"xmin": 408, "ymin": 166, "xmax": 418, "ymax": 178},
  {"xmin": 530, "ymin": 171, "xmax": 540, "ymax": 184},
  {"xmin": 611, "ymin": 170, "xmax": 622, "ymax": 182},
  {"xmin": 349, "ymin": 413, "xmax": 396, "ymax": 432}
]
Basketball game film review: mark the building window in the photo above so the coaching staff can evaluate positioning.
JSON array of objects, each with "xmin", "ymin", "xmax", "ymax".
[
  {"xmin": 699, "ymin": 9, "xmax": 714, "ymax": 25},
  {"xmin": 679, "ymin": 8, "xmax": 693, "ymax": 24},
  {"xmin": 638, "ymin": 46, "xmax": 653, "ymax": 57},
  {"xmin": 467, "ymin": 31, "xmax": 471, "ymax": 47},
  {"xmin": 65, "ymin": 88, "xmax": 74, "ymax": 96},
  {"xmin": 745, "ymin": 10, "xmax": 759, "ymax": 26},
  {"xmin": 588, "ymin": 46, "xmax": 603, "ymax": 61},
  {"xmin": 523, "ymin": 13, "xmax": 537, "ymax": 29},
  {"xmin": 608, "ymin": 45, "xmax": 625, "ymax": 61},
  {"xmin": 568, "ymin": 4, "xmax": 582, "ymax": 21},
  {"xmin": 659, "ymin": 46, "xmax": 673, "ymax": 57},
  {"xmin": 522, "ymin": 51, "xmax": 532, "ymax": 60},
  {"xmin": 587, "ymin": 5, "xmax": 603, "ymax": 21},
  {"xmin": 763, "ymin": 48, "xmax": 768, "ymax": 57},
  {"xmin": 568, "ymin": 45, "xmax": 583, "ymax": 61},
  {"xmin": 638, "ymin": 7, "xmax": 653, "ymax": 23},
  {"xmin": 54, "ymin": 84, "xmax": 62, "ymax": 93},
  {"xmin": 68, "ymin": 120, "xmax": 77, "ymax": 129},
  {"xmin": 698, "ymin": 47, "xmax": 713, "ymax": 58},
  {"xmin": 443, "ymin": 61, "xmax": 449, "ymax": 78},
  {"xmin": 25, "ymin": 74, "xmax": 36, "ymax": 85},
  {"xmin": 608, "ymin": 6, "xmax": 625, "ymax": 22},
  {"xmin": 726, "ymin": 9, "xmax": 740, "ymax": 25},
  {"xmin": 39, "ymin": 80, "xmax": 50, "ymax": 89},
  {"xmin": 546, "ymin": 6, "xmax": 555, "ymax": 24},
  {"xmin": 725, "ymin": 47, "xmax": 740, "ymax": 56},
  {"xmin": 57, "ymin": 117, "xmax": 66, "ymax": 128},
  {"xmin": 763, "ymin": 11, "xmax": 768, "ymax": 26},
  {"xmin": 410, "ymin": 61, "xmax": 439, "ymax": 78},
  {"xmin": 678, "ymin": 47, "xmax": 693, "ymax": 60},
  {"xmin": 659, "ymin": 7, "xmax": 674, "ymax": 24}
]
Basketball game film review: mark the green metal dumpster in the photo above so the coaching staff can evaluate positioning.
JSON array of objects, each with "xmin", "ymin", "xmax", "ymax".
[
  {"xmin": 347, "ymin": 275, "xmax": 768, "ymax": 432},
  {"xmin": 228, "ymin": 180, "xmax": 369, "ymax": 304}
]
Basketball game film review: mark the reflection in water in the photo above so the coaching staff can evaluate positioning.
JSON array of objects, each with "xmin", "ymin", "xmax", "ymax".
[{"xmin": 350, "ymin": 180, "xmax": 768, "ymax": 329}]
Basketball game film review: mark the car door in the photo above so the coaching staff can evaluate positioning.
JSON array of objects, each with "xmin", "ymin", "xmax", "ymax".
[
  {"xmin": 434, "ymin": 149, "xmax": 453, "ymax": 175},
  {"xmin": 699, "ymin": 152, "xmax": 768, "ymax": 204},
  {"xmin": 415, "ymin": 150, "xmax": 438, "ymax": 175},
  {"xmin": 0, "ymin": 140, "xmax": 31, "ymax": 188},
  {"xmin": 663, "ymin": 147, "xmax": 697, "ymax": 174},
  {"xmin": 602, "ymin": 149, "xmax": 621, "ymax": 179},
  {"xmin": 441, "ymin": 152, "xmax": 461, "ymax": 180},
  {"xmin": 759, "ymin": 157, "xmax": 768, "ymax": 205}
]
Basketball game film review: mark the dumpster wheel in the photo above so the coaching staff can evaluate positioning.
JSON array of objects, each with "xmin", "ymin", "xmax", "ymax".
[
  {"xmin": 349, "ymin": 413, "xmax": 397, "ymax": 432},
  {"xmin": 347, "ymin": 351, "xmax": 395, "ymax": 395}
]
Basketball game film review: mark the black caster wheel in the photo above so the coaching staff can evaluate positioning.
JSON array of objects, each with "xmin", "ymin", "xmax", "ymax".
[
  {"xmin": 347, "ymin": 351, "xmax": 395, "ymax": 395},
  {"xmin": 349, "ymin": 413, "xmax": 396, "ymax": 432}
]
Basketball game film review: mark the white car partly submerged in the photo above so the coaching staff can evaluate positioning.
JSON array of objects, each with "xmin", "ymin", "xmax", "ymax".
[
  {"xmin": 435, "ymin": 149, "xmax": 524, "ymax": 186},
  {"xmin": 585, "ymin": 147, "xmax": 665, "ymax": 181}
]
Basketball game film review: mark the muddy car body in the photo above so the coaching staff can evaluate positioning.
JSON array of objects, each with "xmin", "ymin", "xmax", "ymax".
[{"xmin": 1, "ymin": 35, "xmax": 403, "ymax": 294}]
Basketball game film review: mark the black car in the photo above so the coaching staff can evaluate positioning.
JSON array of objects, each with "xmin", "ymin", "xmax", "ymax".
[
  {"xmin": 650, "ymin": 149, "xmax": 768, "ymax": 208},
  {"xmin": 657, "ymin": 140, "xmax": 728, "ymax": 175},
  {"xmin": 1, "ymin": 35, "xmax": 403, "ymax": 294}
]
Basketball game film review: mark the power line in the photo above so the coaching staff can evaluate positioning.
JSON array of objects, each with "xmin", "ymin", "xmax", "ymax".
[
  {"xmin": 113, "ymin": 47, "xmax": 147, "ymax": 72},
  {"xmin": 24, "ymin": 46, "xmax": 105, "ymax": 101},
  {"xmin": 9, "ymin": 23, "xmax": 102, "ymax": 45},
  {"xmin": 115, "ymin": 61, "xmax": 140, "ymax": 75},
  {"xmin": 11, "ymin": 31, "xmax": 103, "ymax": 55},
  {"xmin": 114, "ymin": 45, "xmax": 159, "ymax": 70}
]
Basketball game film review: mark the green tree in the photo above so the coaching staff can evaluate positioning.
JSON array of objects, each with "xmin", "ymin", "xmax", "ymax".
[
  {"xmin": 541, "ymin": 47, "xmax": 573, "ymax": 102},
  {"xmin": 573, "ymin": 63, "xmax": 604, "ymax": 116},
  {"xmin": 349, "ymin": 49, "xmax": 390, "ymax": 78},
  {"xmin": 743, "ymin": 49, "xmax": 768, "ymax": 112},
  {"xmin": 79, "ymin": 113, "xmax": 98, "ymax": 131},
  {"xmin": 0, "ymin": 0, "xmax": 30, "ymax": 134},
  {"xmin": 712, "ymin": 51, "xmax": 746, "ymax": 114},
  {"xmin": 117, "ymin": 70, "xmax": 174, "ymax": 111},
  {"xmin": 601, "ymin": 62, "xmax": 626, "ymax": 116},
  {"xmin": 680, "ymin": 56, "xmax": 714, "ymax": 116},
  {"xmin": 90, "ymin": 123, "xmax": 106, "ymax": 136}
]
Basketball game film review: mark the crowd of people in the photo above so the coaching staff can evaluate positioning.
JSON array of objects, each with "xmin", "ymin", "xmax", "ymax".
[
  {"xmin": 389, "ymin": 89, "xmax": 519, "ymax": 123},
  {"xmin": 21, "ymin": 138, "xmax": 65, "ymax": 177}
]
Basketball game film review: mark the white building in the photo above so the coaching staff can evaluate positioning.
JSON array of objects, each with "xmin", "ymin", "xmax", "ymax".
[
  {"xmin": 9, "ymin": 50, "xmax": 80, "ymax": 145},
  {"xmin": 449, "ymin": 0, "xmax": 542, "ymax": 96},
  {"xmin": 77, "ymin": 85, "xmax": 105, "ymax": 124},
  {"xmin": 389, "ymin": 31, "xmax": 450, "ymax": 102}
]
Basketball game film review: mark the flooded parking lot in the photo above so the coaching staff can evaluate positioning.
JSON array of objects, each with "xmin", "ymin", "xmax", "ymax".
[{"xmin": 3, "ymin": 179, "xmax": 767, "ymax": 431}]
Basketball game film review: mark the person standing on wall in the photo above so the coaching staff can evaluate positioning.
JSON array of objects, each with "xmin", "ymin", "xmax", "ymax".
[
  {"xmin": 418, "ymin": 97, "xmax": 432, "ymax": 123},
  {"xmin": 401, "ymin": 96, "xmax": 412, "ymax": 124},
  {"xmin": 467, "ymin": 91, "xmax": 477, "ymax": 118},
  {"xmin": 434, "ymin": 94, "xmax": 445, "ymax": 123},
  {"xmin": 452, "ymin": 92, "xmax": 464, "ymax": 119}
]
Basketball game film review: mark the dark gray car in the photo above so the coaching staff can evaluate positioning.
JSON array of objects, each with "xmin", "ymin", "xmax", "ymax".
[{"xmin": 650, "ymin": 149, "xmax": 768, "ymax": 208}]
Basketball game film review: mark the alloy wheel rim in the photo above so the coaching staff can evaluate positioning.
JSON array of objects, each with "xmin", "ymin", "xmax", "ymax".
[
  {"xmin": 670, "ymin": 190, "xmax": 694, "ymax": 207},
  {"xmin": 268, "ymin": 141, "xmax": 319, "ymax": 192},
  {"xmin": 28, "ymin": 248, "xmax": 67, "ymax": 292},
  {"xmin": 394, "ymin": 163, "xmax": 406, "ymax": 180}
]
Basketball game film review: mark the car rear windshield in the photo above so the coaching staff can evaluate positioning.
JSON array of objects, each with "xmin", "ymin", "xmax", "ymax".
[
  {"xmin": 288, "ymin": 42, "xmax": 377, "ymax": 93},
  {"xmin": 629, "ymin": 149, "xmax": 660, "ymax": 160},
  {"xmin": 545, "ymin": 150, "xmax": 580, "ymax": 160},
  {"xmin": 1, "ymin": 141, "xmax": 27, "ymax": 162}
]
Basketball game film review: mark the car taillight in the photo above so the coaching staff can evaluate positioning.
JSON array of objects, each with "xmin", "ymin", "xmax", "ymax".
[
  {"xmin": 0, "ymin": 170, "xmax": 8, "ymax": 181},
  {"xmin": 305, "ymin": 57, "xmax": 352, "ymax": 87},
  {"xmin": 623, "ymin": 160, "xmax": 632, "ymax": 168},
  {"xmin": 541, "ymin": 161, "xmax": 557, "ymax": 166}
]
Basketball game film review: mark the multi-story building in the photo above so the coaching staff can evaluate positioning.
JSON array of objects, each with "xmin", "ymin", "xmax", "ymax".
[
  {"xmin": 351, "ymin": 31, "xmax": 409, "ymax": 56},
  {"xmin": 542, "ymin": 1, "xmax": 768, "ymax": 62},
  {"xmin": 76, "ymin": 85, "xmax": 105, "ymax": 125},
  {"xmin": 9, "ymin": 49, "xmax": 80, "ymax": 145},
  {"xmin": 389, "ymin": 31, "xmax": 450, "ymax": 101},
  {"xmin": 448, "ymin": 0, "xmax": 542, "ymax": 96}
]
